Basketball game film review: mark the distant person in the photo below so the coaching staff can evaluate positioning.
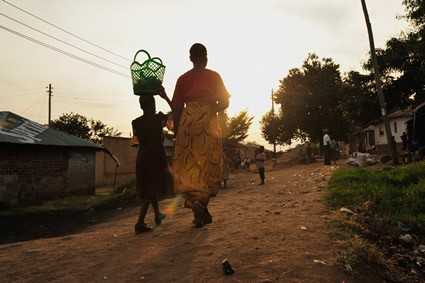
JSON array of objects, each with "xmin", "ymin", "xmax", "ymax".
[
  {"xmin": 330, "ymin": 139, "xmax": 337, "ymax": 165},
  {"xmin": 244, "ymin": 158, "xmax": 251, "ymax": 170},
  {"xmin": 305, "ymin": 142, "xmax": 313, "ymax": 164},
  {"xmin": 401, "ymin": 132, "xmax": 408, "ymax": 151},
  {"xmin": 392, "ymin": 135, "xmax": 399, "ymax": 159},
  {"xmin": 234, "ymin": 150, "xmax": 241, "ymax": 169},
  {"xmin": 256, "ymin": 146, "xmax": 266, "ymax": 185},
  {"xmin": 131, "ymin": 87, "xmax": 173, "ymax": 234},
  {"xmin": 323, "ymin": 129, "xmax": 331, "ymax": 165},
  {"xmin": 221, "ymin": 149, "xmax": 231, "ymax": 189},
  {"xmin": 172, "ymin": 43, "xmax": 230, "ymax": 228},
  {"xmin": 271, "ymin": 152, "xmax": 277, "ymax": 167},
  {"xmin": 298, "ymin": 147, "xmax": 304, "ymax": 161}
]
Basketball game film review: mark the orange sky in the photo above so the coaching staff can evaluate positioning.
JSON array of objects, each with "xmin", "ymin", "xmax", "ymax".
[{"xmin": 0, "ymin": 0, "xmax": 409, "ymax": 150}]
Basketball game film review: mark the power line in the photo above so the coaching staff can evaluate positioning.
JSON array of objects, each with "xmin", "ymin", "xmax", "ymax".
[
  {"xmin": 0, "ymin": 24, "xmax": 130, "ymax": 78},
  {"xmin": 20, "ymin": 92, "xmax": 46, "ymax": 115},
  {"xmin": 2, "ymin": 0, "xmax": 131, "ymax": 62},
  {"xmin": 54, "ymin": 94, "xmax": 133, "ymax": 103},
  {"xmin": 0, "ymin": 89, "xmax": 45, "ymax": 97},
  {"xmin": 0, "ymin": 13, "xmax": 128, "ymax": 70}
]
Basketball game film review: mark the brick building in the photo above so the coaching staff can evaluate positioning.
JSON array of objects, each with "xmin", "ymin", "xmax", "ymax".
[{"xmin": 0, "ymin": 111, "xmax": 112, "ymax": 205}]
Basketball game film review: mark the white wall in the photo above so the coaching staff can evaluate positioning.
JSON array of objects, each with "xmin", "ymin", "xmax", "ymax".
[{"xmin": 374, "ymin": 117, "xmax": 409, "ymax": 145}]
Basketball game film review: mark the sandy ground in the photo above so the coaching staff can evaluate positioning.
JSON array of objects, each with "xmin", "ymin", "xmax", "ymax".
[{"xmin": 0, "ymin": 158, "xmax": 381, "ymax": 282}]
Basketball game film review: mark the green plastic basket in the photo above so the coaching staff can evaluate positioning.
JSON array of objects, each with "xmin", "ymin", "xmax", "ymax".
[{"xmin": 130, "ymin": 49, "xmax": 166, "ymax": 95}]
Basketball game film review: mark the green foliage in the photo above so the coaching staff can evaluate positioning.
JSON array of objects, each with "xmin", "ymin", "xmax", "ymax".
[
  {"xmin": 363, "ymin": 0, "xmax": 425, "ymax": 108},
  {"xmin": 260, "ymin": 110, "xmax": 279, "ymax": 145},
  {"xmin": 272, "ymin": 54, "xmax": 350, "ymax": 145},
  {"xmin": 89, "ymin": 119, "xmax": 122, "ymax": 144},
  {"xmin": 326, "ymin": 161, "xmax": 425, "ymax": 224},
  {"xmin": 340, "ymin": 71, "xmax": 381, "ymax": 130},
  {"xmin": 51, "ymin": 112, "xmax": 122, "ymax": 144},
  {"xmin": 222, "ymin": 110, "xmax": 253, "ymax": 146},
  {"xmin": 50, "ymin": 112, "xmax": 90, "ymax": 140}
]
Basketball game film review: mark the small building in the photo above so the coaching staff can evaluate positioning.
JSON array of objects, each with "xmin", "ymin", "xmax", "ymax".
[
  {"xmin": 0, "ymin": 111, "xmax": 112, "ymax": 205},
  {"xmin": 374, "ymin": 109, "xmax": 412, "ymax": 149},
  {"xmin": 351, "ymin": 109, "xmax": 413, "ymax": 154}
]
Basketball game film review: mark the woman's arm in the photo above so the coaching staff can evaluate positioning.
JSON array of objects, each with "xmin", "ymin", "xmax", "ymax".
[{"xmin": 173, "ymin": 107, "xmax": 183, "ymax": 136}]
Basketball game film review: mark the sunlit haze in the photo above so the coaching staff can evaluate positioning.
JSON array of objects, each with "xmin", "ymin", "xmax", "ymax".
[{"xmin": 0, "ymin": 0, "xmax": 409, "ymax": 150}]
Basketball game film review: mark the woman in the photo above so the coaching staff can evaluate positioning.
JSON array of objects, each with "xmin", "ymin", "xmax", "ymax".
[{"xmin": 172, "ymin": 43, "xmax": 230, "ymax": 228}]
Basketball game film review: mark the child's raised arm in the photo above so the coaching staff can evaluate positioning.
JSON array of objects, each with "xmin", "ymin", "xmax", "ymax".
[{"xmin": 158, "ymin": 86, "xmax": 172, "ymax": 110}]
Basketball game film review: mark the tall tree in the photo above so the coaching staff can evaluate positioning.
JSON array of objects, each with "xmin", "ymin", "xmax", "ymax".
[
  {"xmin": 340, "ymin": 71, "xmax": 381, "ymax": 130},
  {"xmin": 50, "ymin": 112, "xmax": 121, "ymax": 144},
  {"xmin": 365, "ymin": 0, "xmax": 425, "ymax": 108},
  {"xmin": 272, "ymin": 54, "xmax": 349, "ymax": 145},
  {"xmin": 50, "ymin": 112, "xmax": 90, "ymax": 140},
  {"xmin": 260, "ymin": 110, "xmax": 289, "ymax": 146}
]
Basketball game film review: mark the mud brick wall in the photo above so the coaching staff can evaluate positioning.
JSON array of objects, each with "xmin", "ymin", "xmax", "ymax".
[{"xmin": 0, "ymin": 145, "xmax": 95, "ymax": 204}]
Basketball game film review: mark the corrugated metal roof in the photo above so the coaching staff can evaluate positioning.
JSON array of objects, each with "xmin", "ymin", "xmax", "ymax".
[
  {"xmin": 387, "ymin": 109, "xmax": 413, "ymax": 118},
  {"xmin": 0, "ymin": 111, "xmax": 102, "ymax": 149}
]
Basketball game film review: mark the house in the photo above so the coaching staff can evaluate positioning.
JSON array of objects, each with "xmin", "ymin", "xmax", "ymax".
[
  {"xmin": 351, "ymin": 109, "xmax": 413, "ymax": 154},
  {"xmin": 0, "ymin": 111, "xmax": 114, "ymax": 205},
  {"xmin": 374, "ymin": 109, "xmax": 412, "ymax": 150}
]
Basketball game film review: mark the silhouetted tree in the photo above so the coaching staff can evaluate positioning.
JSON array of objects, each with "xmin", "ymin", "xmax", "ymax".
[{"xmin": 50, "ymin": 112, "xmax": 121, "ymax": 144}]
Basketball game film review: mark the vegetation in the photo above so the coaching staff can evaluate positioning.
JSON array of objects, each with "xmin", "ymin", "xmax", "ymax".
[
  {"xmin": 326, "ymin": 161, "xmax": 425, "ymax": 224},
  {"xmin": 259, "ymin": 110, "xmax": 280, "ymax": 147},
  {"xmin": 366, "ymin": 0, "xmax": 425, "ymax": 108},
  {"xmin": 261, "ymin": 1, "xmax": 425, "ymax": 148},
  {"xmin": 263, "ymin": 54, "xmax": 351, "ymax": 146},
  {"xmin": 325, "ymin": 161, "xmax": 425, "ymax": 281},
  {"xmin": 220, "ymin": 110, "xmax": 253, "ymax": 147},
  {"xmin": 50, "ymin": 112, "xmax": 122, "ymax": 144}
]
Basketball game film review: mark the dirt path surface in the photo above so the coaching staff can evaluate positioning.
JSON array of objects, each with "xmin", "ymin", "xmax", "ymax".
[{"xmin": 0, "ymin": 160, "xmax": 380, "ymax": 282}]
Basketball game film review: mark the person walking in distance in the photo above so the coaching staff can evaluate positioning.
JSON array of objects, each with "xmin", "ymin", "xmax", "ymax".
[
  {"xmin": 256, "ymin": 146, "xmax": 266, "ymax": 185},
  {"xmin": 323, "ymin": 129, "xmax": 331, "ymax": 165},
  {"xmin": 305, "ymin": 142, "xmax": 313, "ymax": 164},
  {"xmin": 221, "ymin": 148, "xmax": 231, "ymax": 189}
]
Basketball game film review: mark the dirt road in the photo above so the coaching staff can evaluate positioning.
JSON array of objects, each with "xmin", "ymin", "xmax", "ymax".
[{"xmin": 0, "ymin": 160, "xmax": 381, "ymax": 282}]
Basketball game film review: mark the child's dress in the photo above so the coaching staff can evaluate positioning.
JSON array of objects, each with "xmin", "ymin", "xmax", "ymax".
[{"xmin": 132, "ymin": 112, "xmax": 172, "ymax": 198}]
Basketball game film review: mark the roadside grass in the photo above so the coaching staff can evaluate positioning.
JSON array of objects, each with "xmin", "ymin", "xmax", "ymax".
[
  {"xmin": 326, "ymin": 161, "xmax": 425, "ymax": 225},
  {"xmin": 327, "ymin": 217, "xmax": 392, "ymax": 275},
  {"xmin": 0, "ymin": 181, "xmax": 137, "ymax": 217},
  {"xmin": 325, "ymin": 160, "xmax": 425, "ymax": 278}
]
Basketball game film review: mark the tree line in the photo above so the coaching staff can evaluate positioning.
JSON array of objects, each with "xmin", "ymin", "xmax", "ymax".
[
  {"xmin": 261, "ymin": 0, "xmax": 425, "ymax": 147},
  {"xmin": 50, "ymin": 110, "xmax": 253, "ymax": 147}
]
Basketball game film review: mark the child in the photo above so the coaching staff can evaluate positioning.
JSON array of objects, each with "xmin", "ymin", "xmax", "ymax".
[
  {"xmin": 131, "ymin": 87, "xmax": 173, "ymax": 234},
  {"xmin": 256, "ymin": 146, "xmax": 266, "ymax": 185},
  {"xmin": 221, "ymin": 149, "xmax": 231, "ymax": 189}
]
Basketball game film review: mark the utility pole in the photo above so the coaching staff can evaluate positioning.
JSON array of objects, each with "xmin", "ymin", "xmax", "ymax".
[
  {"xmin": 271, "ymin": 89, "xmax": 277, "ymax": 167},
  {"xmin": 360, "ymin": 0, "xmax": 399, "ymax": 166},
  {"xmin": 271, "ymin": 89, "xmax": 276, "ymax": 155},
  {"xmin": 47, "ymin": 84, "xmax": 52, "ymax": 127}
]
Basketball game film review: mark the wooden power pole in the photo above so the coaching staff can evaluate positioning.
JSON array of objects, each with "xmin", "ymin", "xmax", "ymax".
[
  {"xmin": 271, "ymin": 89, "xmax": 276, "ymax": 155},
  {"xmin": 47, "ymin": 83, "xmax": 52, "ymax": 127},
  {"xmin": 360, "ymin": 0, "xmax": 399, "ymax": 166}
]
